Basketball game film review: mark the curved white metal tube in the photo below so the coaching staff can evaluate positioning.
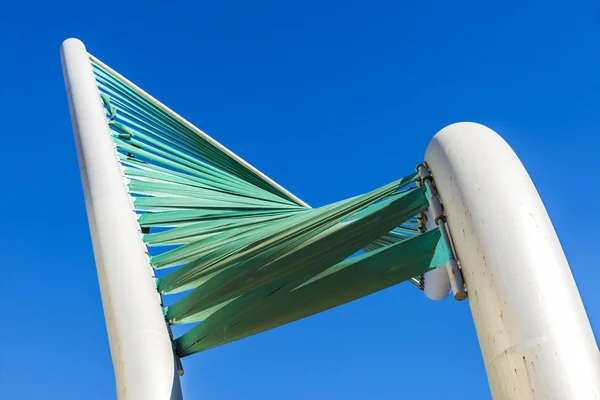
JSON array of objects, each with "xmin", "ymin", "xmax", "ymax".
[
  {"xmin": 61, "ymin": 38, "xmax": 183, "ymax": 399},
  {"xmin": 426, "ymin": 122, "xmax": 600, "ymax": 399}
]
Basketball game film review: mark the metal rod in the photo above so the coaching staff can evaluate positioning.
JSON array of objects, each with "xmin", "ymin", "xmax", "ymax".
[{"xmin": 61, "ymin": 38, "xmax": 183, "ymax": 400}]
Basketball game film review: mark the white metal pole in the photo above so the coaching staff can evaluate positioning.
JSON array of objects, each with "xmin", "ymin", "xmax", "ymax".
[
  {"xmin": 426, "ymin": 122, "xmax": 600, "ymax": 399},
  {"xmin": 61, "ymin": 38, "xmax": 183, "ymax": 400}
]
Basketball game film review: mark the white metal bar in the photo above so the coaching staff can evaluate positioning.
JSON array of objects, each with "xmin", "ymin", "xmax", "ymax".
[
  {"xmin": 426, "ymin": 122, "xmax": 600, "ymax": 398},
  {"xmin": 88, "ymin": 54, "xmax": 310, "ymax": 208},
  {"xmin": 61, "ymin": 38, "xmax": 183, "ymax": 400}
]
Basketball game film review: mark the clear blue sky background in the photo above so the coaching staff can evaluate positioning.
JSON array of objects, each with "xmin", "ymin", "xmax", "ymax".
[{"xmin": 1, "ymin": 1, "xmax": 599, "ymax": 399}]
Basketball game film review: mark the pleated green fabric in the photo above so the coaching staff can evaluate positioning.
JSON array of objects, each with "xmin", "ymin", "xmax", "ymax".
[
  {"xmin": 176, "ymin": 228, "xmax": 449, "ymax": 356},
  {"xmin": 89, "ymin": 57, "xmax": 449, "ymax": 357}
]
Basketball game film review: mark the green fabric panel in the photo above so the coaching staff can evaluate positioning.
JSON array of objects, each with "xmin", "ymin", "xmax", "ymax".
[
  {"xmin": 114, "ymin": 136, "xmax": 270, "ymax": 197},
  {"xmin": 124, "ymin": 166, "xmax": 296, "ymax": 207},
  {"xmin": 119, "ymin": 154, "xmax": 297, "ymax": 205},
  {"xmin": 144, "ymin": 213, "xmax": 299, "ymax": 246},
  {"xmin": 174, "ymin": 228, "xmax": 448, "ymax": 356},
  {"xmin": 92, "ymin": 62, "xmax": 303, "ymax": 205},
  {"xmin": 128, "ymin": 181, "xmax": 299, "ymax": 209},
  {"xmin": 114, "ymin": 125, "xmax": 267, "ymax": 193},
  {"xmin": 164, "ymin": 185, "xmax": 427, "ymax": 321},
  {"xmin": 363, "ymin": 219, "xmax": 422, "ymax": 253},
  {"xmin": 137, "ymin": 208, "xmax": 302, "ymax": 228},
  {"xmin": 150, "ymin": 209, "xmax": 309, "ymax": 271},
  {"xmin": 133, "ymin": 194, "xmax": 302, "ymax": 212},
  {"xmin": 156, "ymin": 173, "xmax": 418, "ymax": 284},
  {"xmin": 391, "ymin": 226, "xmax": 420, "ymax": 235},
  {"xmin": 95, "ymin": 72, "xmax": 262, "ymax": 184},
  {"xmin": 150, "ymin": 175, "xmax": 415, "ymax": 271},
  {"xmin": 90, "ymin": 57, "xmax": 447, "ymax": 357}
]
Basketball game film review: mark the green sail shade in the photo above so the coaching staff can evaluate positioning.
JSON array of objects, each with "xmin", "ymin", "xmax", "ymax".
[{"xmin": 89, "ymin": 57, "xmax": 447, "ymax": 358}]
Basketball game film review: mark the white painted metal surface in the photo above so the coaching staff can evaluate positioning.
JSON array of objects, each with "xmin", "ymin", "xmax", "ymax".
[
  {"xmin": 61, "ymin": 38, "xmax": 183, "ymax": 400},
  {"xmin": 426, "ymin": 122, "xmax": 600, "ymax": 399}
]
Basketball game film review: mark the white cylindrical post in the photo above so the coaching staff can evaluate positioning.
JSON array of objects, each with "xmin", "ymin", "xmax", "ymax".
[
  {"xmin": 61, "ymin": 38, "xmax": 183, "ymax": 400},
  {"xmin": 426, "ymin": 122, "xmax": 600, "ymax": 399}
]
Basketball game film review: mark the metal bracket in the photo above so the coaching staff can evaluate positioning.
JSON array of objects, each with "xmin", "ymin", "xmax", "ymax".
[
  {"xmin": 163, "ymin": 307, "xmax": 185, "ymax": 377},
  {"xmin": 417, "ymin": 163, "xmax": 467, "ymax": 300}
]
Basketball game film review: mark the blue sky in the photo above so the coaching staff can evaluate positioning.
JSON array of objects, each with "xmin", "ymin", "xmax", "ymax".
[{"xmin": 1, "ymin": 1, "xmax": 599, "ymax": 399}]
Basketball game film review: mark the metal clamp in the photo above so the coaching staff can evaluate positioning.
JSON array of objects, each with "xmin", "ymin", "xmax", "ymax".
[
  {"xmin": 415, "ymin": 162, "xmax": 468, "ymax": 301},
  {"xmin": 416, "ymin": 163, "xmax": 434, "ymax": 188}
]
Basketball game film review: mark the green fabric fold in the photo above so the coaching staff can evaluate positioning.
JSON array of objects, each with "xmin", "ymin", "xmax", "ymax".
[{"xmin": 175, "ymin": 228, "xmax": 449, "ymax": 356}]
